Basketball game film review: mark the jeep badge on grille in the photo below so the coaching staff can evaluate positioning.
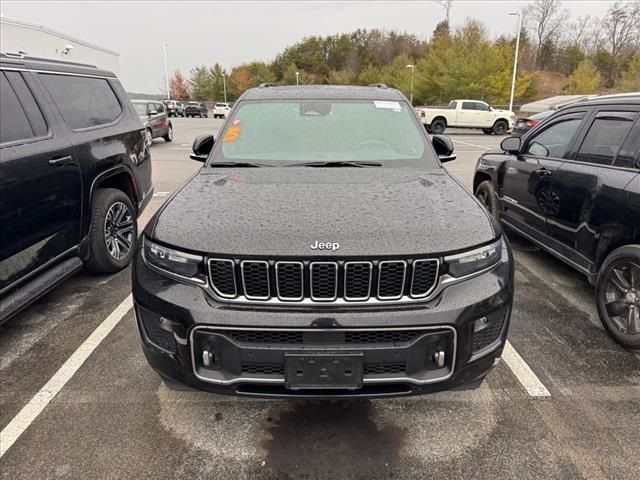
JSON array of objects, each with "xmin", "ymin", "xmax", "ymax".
[{"xmin": 310, "ymin": 241, "xmax": 340, "ymax": 251}]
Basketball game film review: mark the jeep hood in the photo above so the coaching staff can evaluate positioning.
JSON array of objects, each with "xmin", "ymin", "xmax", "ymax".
[{"xmin": 151, "ymin": 168, "xmax": 496, "ymax": 257}]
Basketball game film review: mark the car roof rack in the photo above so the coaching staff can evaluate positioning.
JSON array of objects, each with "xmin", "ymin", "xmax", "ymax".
[
  {"xmin": 258, "ymin": 83, "xmax": 279, "ymax": 88},
  {"xmin": 368, "ymin": 83, "xmax": 388, "ymax": 89},
  {"xmin": 0, "ymin": 52, "xmax": 97, "ymax": 68}
]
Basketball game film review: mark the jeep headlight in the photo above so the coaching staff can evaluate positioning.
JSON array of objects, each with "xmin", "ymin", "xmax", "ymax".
[
  {"xmin": 142, "ymin": 237, "xmax": 206, "ymax": 284},
  {"xmin": 445, "ymin": 238, "xmax": 502, "ymax": 278}
]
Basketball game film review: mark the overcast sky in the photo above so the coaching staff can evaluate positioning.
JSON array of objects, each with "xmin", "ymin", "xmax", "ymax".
[{"xmin": 2, "ymin": 1, "xmax": 619, "ymax": 93}]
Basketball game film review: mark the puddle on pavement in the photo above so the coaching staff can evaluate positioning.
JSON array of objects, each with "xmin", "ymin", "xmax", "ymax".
[{"xmin": 157, "ymin": 384, "xmax": 498, "ymax": 478}]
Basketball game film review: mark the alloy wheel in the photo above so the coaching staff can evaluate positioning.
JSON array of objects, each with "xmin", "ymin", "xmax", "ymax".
[
  {"xmin": 104, "ymin": 201, "xmax": 134, "ymax": 260},
  {"xmin": 603, "ymin": 261, "xmax": 640, "ymax": 335}
]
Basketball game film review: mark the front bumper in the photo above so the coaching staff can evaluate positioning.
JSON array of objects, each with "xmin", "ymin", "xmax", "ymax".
[{"xmin": 132, "ymin": 243, "xmax": 514, "ymax": 398}]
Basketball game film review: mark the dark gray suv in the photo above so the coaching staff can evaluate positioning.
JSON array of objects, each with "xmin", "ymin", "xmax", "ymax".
[
  {"xmin": 133, "ymin": 84, "xmax": 514, "ymax": 398},
  {"xmin": 132, "ymin": 100, "xmax": 173, "ymax": 146}
]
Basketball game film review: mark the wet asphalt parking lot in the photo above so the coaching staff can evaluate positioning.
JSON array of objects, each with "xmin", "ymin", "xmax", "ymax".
[{"xmin": 1, "ymin": 117, "xmax": 639, "ymax": 480}]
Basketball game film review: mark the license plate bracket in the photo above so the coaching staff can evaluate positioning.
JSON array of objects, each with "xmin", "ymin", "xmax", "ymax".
[{"xmin": 285, "ymin": 352, "xmax": 364, "ymax": 390}]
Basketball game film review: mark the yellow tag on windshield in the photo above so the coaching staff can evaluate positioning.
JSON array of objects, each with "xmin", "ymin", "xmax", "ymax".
[{"xmin": 223, "ymin": 127, "xmax": 241, "ymax": 142}]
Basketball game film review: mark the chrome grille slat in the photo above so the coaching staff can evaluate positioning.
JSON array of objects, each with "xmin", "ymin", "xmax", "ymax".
[
  {"xmin": 208, "ymin": 258, "xmax": 441, "ymax": 305},
  {"xmin": 410, "ymin": 259, "xmax": 440, "ymax": 298},
  {"xmin": 275, "ymin": 261, "xmax": 304, "ymax": 301},
  {"xmin": 241, "ymin": 260, "xmax": 270, "ymax": 300},
  {"xmin": 344, "ymin": 261, "xmax": 373, "ymax": 301},
  {"xmin": 377, "ymin": 261, "xmax": 407, "ymax": 300},
  {"xmin": 310, "ymin": 262, "xmax": 338, "ymax": 301},
  {"xmin": 208, "ymin": 258, "xmax": 237, "ymax": 298}
]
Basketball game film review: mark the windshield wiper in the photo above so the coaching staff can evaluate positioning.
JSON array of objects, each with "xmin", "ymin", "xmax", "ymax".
[
  {"xmin": 285, "ymin": 161, "xmax": 382, "ymax": 168},
  {"xmin": 209, "ymin": 161, "xmax": 272, "ymax": 168}
]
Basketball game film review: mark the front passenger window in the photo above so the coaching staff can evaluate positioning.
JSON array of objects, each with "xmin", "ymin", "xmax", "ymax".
[{"xmin": 525, "ymin": 118, "xmax": 583, "ymax": 159}]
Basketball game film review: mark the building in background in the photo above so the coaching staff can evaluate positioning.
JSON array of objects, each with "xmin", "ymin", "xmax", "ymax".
[{"xmin": 0, "ymin": 16, "xmax": 119, "ymax": 72}]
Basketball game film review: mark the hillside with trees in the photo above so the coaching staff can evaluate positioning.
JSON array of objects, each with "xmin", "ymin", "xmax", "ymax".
[{"xmin": 167, "ymin": 0, "xmax": 640, "ymax": 107}]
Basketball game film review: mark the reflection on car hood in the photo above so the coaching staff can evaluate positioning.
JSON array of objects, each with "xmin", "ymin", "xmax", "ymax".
[{"xmin": 151, "ymin": 168, "xmax": 496, "ymax": 257}]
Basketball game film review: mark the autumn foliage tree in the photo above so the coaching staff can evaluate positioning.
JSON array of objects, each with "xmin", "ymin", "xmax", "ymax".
[{"xmin": 169, "ymin": 70, "xmax": 190, "ymax": 100}]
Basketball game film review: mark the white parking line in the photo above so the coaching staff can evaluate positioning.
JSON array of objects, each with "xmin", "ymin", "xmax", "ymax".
[
  {"xmin": 452, "ymin": 139, "xmax": 492, "ymax": 149},
  {"xmin": 502, "ymin": 341, "xmax": 551, "ymax": 397},
  {"xmin": 0, "ymin": 295, "xmax": 133, "ymax": 458}
]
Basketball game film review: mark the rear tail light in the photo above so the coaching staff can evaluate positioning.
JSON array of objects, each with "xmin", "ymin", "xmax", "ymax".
[{"xmin": 526, "ymin": 120, "xmax": 539, "ymax": 127}]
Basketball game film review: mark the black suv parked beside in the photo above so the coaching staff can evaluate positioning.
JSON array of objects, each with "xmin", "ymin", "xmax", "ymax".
[
  {"xmin": 185, "ymin": 102, "xmax": 208, "ymax": 118},
  {"xmin": 474, "ymin": 94, "xmax": 640, "ymax": 348},
  {"xmin": 133, "ymin": 85, "xmax": 514, "ymax": 398},
  {"xmin": 0, "ymin": 54, "xmax": 153, "ymax": 323}
]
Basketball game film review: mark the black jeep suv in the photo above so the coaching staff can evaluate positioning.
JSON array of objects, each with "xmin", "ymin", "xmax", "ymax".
[
  {"xmin": 133, "ymin": 85, "xmax": 514, "ymax": 398},
  {"xmin": 474, "ymin": 94, "xmax": 640, "ymax": 349},
  {"xmin": 0, "ymin": 54, "xmax": 153, "ymax": 323}
]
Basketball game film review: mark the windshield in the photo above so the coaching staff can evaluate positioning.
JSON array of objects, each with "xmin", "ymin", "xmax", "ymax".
[
  {"xmin": 133, "ymin": 103, "xmax": 147, "ymax": 115},
  {"xmin": 213, "ymin": 99, "xmax": 434, "ymax": 166},
  {"xmin": 216, "ymin": 103, "xmax": 228, "ymax": 107}
]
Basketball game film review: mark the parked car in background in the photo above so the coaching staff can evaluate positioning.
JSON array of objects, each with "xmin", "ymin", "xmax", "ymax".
[
  {"xmin": 512, "ymin": 110, "xmax": 554, "ymax": 136},
  {"xmin": 133, "ymin": 84, "xmax": 514, "ymax": 398},
  {"xmin": 132, "ymin": 100, "xmax": 173, "ymax": 145},
  {"xmin": 163, "ymin": 99, "xmax": 185, "ymax": 117},
  {"xmin": 474, "ymin": 94, "xmax": 640, "ymax": 348},
  {"xmin": 416, "ymin": 100, "xmax": 515, "ymax": 135},
  {"xmin": 213, "ymin": 102, "xmax": 231, "ymax": 118},
  {"xmin": 185, "ymin": 101, "xmax": 208, "ymax": 118},
  {"xmin": 0, "ymin": 53, "xmax": 153, "ymax": 324}
]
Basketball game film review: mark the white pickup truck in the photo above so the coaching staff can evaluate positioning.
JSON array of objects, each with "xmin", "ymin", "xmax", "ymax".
[{"xmin": 416, "ymin": 100, "xmax": 515, "ymax": 135}]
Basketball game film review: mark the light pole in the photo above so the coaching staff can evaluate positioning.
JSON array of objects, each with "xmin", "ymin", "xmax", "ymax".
[
  {"xmin": 162, "ymin": 43, "xmax": 170, "ymax": 99},
  {"xmin": 295, "ymin": 71, "xmax": 300, "ymax": 86},
  {"xmin": 508, "ymin": 12, "xmax": 522, "ymax": 112},
  {"xmin": 222, "ymin": 73, "xmax": 227, "ymax": 103},
  {"xmin": 406, "ymin": 64, "xmax": 415, "ymax": 105}
]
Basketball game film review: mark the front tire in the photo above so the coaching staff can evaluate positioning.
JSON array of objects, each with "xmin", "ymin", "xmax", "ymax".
[
  {"xmin": 475, "ymin": 180, "xmax": 499, "ymax": 220},
  {"xmin": 431, "ymin": 118, "xmax": 446, "ymax": 134},
  {"xmin": 596, "ymin": 245, "xmax": 640, "ymax": 349},
  {"xmin": 85, "ymin": 188, "xmax": 137, "ymax": 273},
  {"xmin": 492, "ymin": 120, "xmax": 508, "ymax": 135},
  {"xmin": 163, "ymin": 124, "xmax": 173, "ymax": 142}
]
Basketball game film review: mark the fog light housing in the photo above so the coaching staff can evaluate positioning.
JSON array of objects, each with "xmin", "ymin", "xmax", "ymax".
[
  {"xmin": 471, "ymin": 312, "xmax": 505, "ymax": 355},
  {"xmin": 137, "ymin": 307, "xmax": 178, "ymax": 355}
]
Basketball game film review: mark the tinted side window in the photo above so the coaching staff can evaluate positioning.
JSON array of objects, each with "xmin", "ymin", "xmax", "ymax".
[
  {"xmin": 615, "ymin": 120, "xmax": 640, "ymax": 170},
  {"xmin": 575, "ymin": 111, "xmax": 637, "ymax": 166},
  {"xmin": 525, "ymin": 117, "xmax": 583, "ymax": 159},
  {"xmin": 5, "ymin": 72, "xmax": 48, "ymax": 137},
  {"xmin": 448, "ymin": 101, "xmax": 457, "ymax": 109},
  {"xmin": 0, "ymin": 72, "xmax": 35, "ymax": 144},
  {"xmin": 474, "ymin": 102, "xmax": 488, "ymax": 111},
  {"xmin": 461, "ymin": 101, "xmax": 474, "ymax": 110},
  {"xmin": 41, "ymin": 74, "xmax": 122, "ymax": 129}
]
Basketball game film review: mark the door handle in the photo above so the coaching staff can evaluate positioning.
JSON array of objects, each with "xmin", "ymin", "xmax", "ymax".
[
  {"xmin": 48, "ymin": 155, "xmax": 74, "ymax": 167},
  {"xmin": 535, "ymin": 168, "xmax": 553, "ymax": 177}
]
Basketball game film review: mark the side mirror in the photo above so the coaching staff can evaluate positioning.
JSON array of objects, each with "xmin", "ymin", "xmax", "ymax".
[
  {"xmin": 190, "ymin": 134, "xmax": 215, "ymax": 162},
  {"xmin": 148, "ymin": 110, "xmax": 158, "ymax": 116},
  {"xmin": 432, "ymin": 134, "xmax": 456, "ymax": 163},
  {"xmin": 500, "ymin": 136, "xmax": 521, "ymax": 154}
]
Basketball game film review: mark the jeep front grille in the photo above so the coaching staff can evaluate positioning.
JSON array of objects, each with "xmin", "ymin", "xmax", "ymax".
[{"xmin": 207, "ymin": 258, "xmax": 440, "ymax": 305}]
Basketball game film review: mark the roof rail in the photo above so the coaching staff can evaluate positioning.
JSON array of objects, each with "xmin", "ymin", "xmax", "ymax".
[
  {"xmin": 368, "ymin": 83, "xmax": 388, "ymax": 89},
  {"xmin": 1, "ymin": 51, "xmax": 28, "ymax": 59},
  {"xmin": 0, "ymin": 52, "xmax": 96, "ymax": 68},
  {"xmin": 258, "ymin": 83, "xmax": 279, "ymax": 88}
]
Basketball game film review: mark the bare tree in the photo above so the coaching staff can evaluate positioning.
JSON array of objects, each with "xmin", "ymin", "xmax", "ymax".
[
  {"xmin": 525, "ymin": 0, "xmax": 569, "ymax": 67},
  {"xmin": 602, "ymin": 1, "xmax": 640, "ymax": 57}
]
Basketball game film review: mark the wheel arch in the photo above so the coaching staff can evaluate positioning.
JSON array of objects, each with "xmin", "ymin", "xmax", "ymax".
[
  {"xmin": 90, "ymin": 166, "xmax": 139, "ymax": 208},
  {"xmin": 432, "ymin": 115, "xmax": 447, "ymax": 127}
]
